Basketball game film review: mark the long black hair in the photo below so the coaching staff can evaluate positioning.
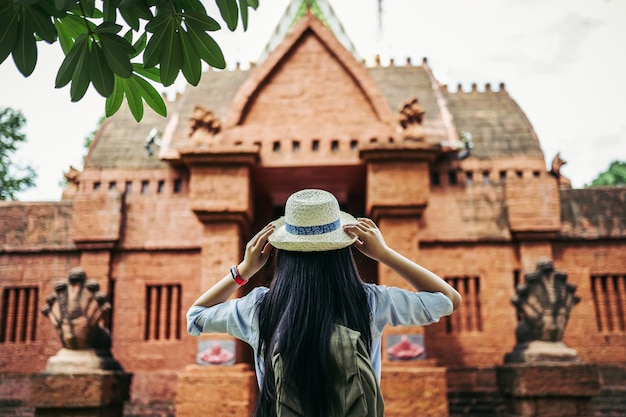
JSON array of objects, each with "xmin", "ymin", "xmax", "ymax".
[{"xmin": 253, "ymin": 247, "xmax": 372, "ymax": 417}]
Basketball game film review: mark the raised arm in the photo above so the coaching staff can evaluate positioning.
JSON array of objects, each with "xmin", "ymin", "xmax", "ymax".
[
  {"xmin": 343, "ymin": 218, "xmax": 462, "ymax": 310},
  {"xmin": 191, "ymin": 223, "xmax": 274, "ymax": 308}
]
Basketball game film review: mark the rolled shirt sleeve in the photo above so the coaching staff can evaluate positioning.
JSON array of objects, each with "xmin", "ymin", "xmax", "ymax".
[
  {"xmin": 364, "ymin": 284, "xmax": 453, "ymax": 333},
  {"xmin": 186, "ymin": 286, "xmax": 268, "ymax": 346}
]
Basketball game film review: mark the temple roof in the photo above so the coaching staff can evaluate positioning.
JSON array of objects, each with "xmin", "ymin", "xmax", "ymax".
[{"xmin": 257, "ymin": 0, "xmax": 359, "ymax": 64}]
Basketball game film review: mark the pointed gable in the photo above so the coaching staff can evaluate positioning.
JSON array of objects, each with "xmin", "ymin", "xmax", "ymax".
[{"xmin": 222, "ymin": 12, "xmax": 395, "ymax": 143}]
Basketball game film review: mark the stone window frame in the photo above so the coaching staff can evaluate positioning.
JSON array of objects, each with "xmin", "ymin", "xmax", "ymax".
[
  {"xmin": 591, "ymin": 274, "xmax": 626, "ymax": 333},
  {"xmin": 0, "ymin": 286, "xmax": 39, "ymax": 343}
]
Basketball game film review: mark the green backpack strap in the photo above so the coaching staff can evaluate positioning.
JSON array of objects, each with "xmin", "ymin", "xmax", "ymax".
[{"xmin": 272, "ymin": 324, "xmax": 384, "ymax": 417}]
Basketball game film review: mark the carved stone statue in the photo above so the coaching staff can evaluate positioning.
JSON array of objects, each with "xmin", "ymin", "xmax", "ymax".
[
  {"xmin": 505, "ymin": 258, "xmax": 581, "ymax": 363},
  {"xmin": 41, "ymin": 267, "xmax": 121, "ymax": 371},
  {"xmin": 188, "ymin": 105, "xmax": 222, "ymax": 146},
  {"xmin": 397, "ymin": 97, "xmax": 426, "ymax": 141},
  {"xmin": 549, "ymin": 152, "xmax": 572, "ymax": 189}
]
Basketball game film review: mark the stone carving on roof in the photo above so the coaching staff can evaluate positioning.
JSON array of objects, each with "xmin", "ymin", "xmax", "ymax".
[
  {"xmin": 188, "ymin": 105, "xmax": 222, "ymax": 146},
  {"xmin": 61, "ymin": 165, "xmax": 81, "ymax": 200},
  {"xmin": 549, "ymin": 152, "xmax": 572, "ymax": 189},
  {"xmin": 397, "ymin": 97, "xmax": 426, "ymax": 141},
  {"xmin": 505, "ymin": 258, "xmax": 581, "ymax": 363}
]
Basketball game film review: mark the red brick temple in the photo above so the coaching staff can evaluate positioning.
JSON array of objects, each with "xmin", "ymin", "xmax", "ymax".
[{"xmin": 1, "ymin": 1, "xmax": 625, "ymax": 416}]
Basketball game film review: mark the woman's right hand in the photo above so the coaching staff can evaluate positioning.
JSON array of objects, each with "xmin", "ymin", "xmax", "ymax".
[
  {"xmin": 343, "ymin": 218, "xmax": 390, "ymax": 263},
  {"xmin": 238, "ymin": 223, "xmax": 274, "ymax": 280}
]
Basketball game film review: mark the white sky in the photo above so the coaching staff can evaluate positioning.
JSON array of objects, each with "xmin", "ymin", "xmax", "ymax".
[{"xmin": 1, "ymin": 0, "xmax": 625, "ymax": 201}]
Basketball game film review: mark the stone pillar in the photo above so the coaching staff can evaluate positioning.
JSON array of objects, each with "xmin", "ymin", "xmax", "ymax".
[
  {"xmin": 176, "ymin": 145, "xmax": 259, "ymax": 417},
  {"xmin": 496, "ymin": 363, "xmax": 599, "ymax": 417},
  {"xmin": 361, "ymin": 143, "xmax": 449, "ymax": 417},
  {"xmin": 29, "ymin": 371, "xmax": 132, "ymax": 417},
  {"xmin": 176, "ymin": 364, "xmax": 258, "ymax": 417}
]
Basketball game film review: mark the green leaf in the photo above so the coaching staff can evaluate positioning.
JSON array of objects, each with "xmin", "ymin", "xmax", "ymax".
[
  {"xmin": 94, "ymin": 22, "xmax": 123, "ymax": 34},
  {"xmin": 82, "ymin": 0, "xmax": 95, "ymax": 17},
  {"xmin": 12, "ymin": 15, "xmax": 38, "ymax": 76},
  {"xmin": 182, "ymin": 11, "xmax": 220, "ymax": 32},
  {"xmin": 100, "ymin": 33, "xmax": 134, "ymax": 77},
  {"xmin": 53, "ymin": 18, "xmax": 72, "ymax": 53},
  {"xmin": 145, "ymin": 11, "xmax": 171, "ymax": 33},
  {"xmin": 0, "ymin": 11, "xmax": 19, "ymax": 64},
  {"xmin": 118, "ymin": 3, "xmax": 153, "ymax": 31},
  {"xmin": 123, "ymin": 77, "xmax": 144, "ymax": 122},
  {"xmin": 55, "ymin": 32, "xmax": 87, "ymax": 87},
  {"xmin": 89, "ymin": 43, "xmax": 114, "ymax": 97},
  {"xmin": 187, "ymin": 27, "xmax": 225, "ymax": 69},
  {"xmin": 53, "ymin": 0, "xmax": 75, "ymax": 11},
  {"xmin": 159, "ymin": 20, "xmax": 182, "ymax": 86},
  {"xmin": 103, "ymin": 0, "xmax": 119, "ymax": 22},
  {"xmin": 216, "ymin": 0, "xmax": 238, "ymax": 31},
  {"xmin": 246, "ymin": 0, "xmax": 259, "ymax": 9},
  {"xmin": 129, "ymin": 31, "xmax": 146, "ymax": 58},
  {"xmin": 132, "ymin": 63, "xmax": 161, "ymax": 83},
  {"xmin": 179, "ymin": 0, "xmax": 206, "ymax": 13},
  {"xmin": 143, "ymin": 13, "xmax": 173, "ymax": 68},
  {"xmin": 132, "ymin": 74, "xmax": 167, "ymax": 117},
  {"xmin": 105, "ymin": 75, "xmax": 125, "ymax": 117},
  {"xmin": 69, "ymin": 40, "xmax": 91, "ymax": 101},
  {"xmin": 26, "ymin": 5, "xmax": 57, "ymax": 43},
  {"xmin": 180, "ymin": 29, "xmax": 201, "ymax": 86},
  {"xmin": 239, "ymin": 0, "xmax": 248, "ymax": 31}
]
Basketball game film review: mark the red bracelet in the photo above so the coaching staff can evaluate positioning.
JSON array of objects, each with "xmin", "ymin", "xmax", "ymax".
[{"xmin": 230, "ymin": 265, "xmax": 247, "ymax": 286}]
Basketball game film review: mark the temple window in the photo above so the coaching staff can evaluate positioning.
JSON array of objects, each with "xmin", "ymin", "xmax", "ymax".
[
  {"xmin": 591, "ymin": 274, "xmax": 626, "ymax": 333},
  {"xmin": 109, "ymin": 181, "xmax": 116, "ymax": 191},
  {"xmin": 430, "ymin": 171, "xmax": 441, "ymax": 187},
  {"xmin": 144, "ymin": 284, "xmax": 182, "ymax": 341},
  {"xmin": 350, "ymin": 139, "xmax": 358, "ymax": 151},
  {"xmin": 443, "ymin": 276, "xmax": 482, "ymax": 333},
  {"xmin": 448, "ymin": 170, "xmax": 458, "ymax": 186},
  {"xmin": 173, "ymin": 179, "xmax": 182, "ymax": 194},
  {"xmin": 465, "ymin": 171, "xmax": 473, "ymax": 185},
  {"xmin": 533, "ymin": 170, "xmax": 541, "ymax": 178},
  {"xmin": 516, "ymin": 170, "xmax": 523, "ymax": 179},
  {"xmin": 272, "ymin": 141, "xmax": 280, "ymax": 152},
  {"xmin": 482, "ymin": 170, "xmax": 490, "ymax": 185},
  {"xmin": 93, "ymin": 181, "xmax": 101, "ymax": 191},
  {"xmin": 157, "ymin": 180, "xmax": 165, "ymax": 194},
  {"xmin": 141, "ymin": 180, "xmax": 149, "ymax": 194},
  {"xmin": 292, "ymin": 140, "xmax": 300, "ymax": 153},
  {"xmin": 0, "ymin": 286, "xmax": 38, "ymax": 343},
  {"xmin": 125, "ymin": 181, "xmax": 132, "ymax": 194},
  {"xmin": 331, "ymin": 140, "xmax": 339, "ymax": 152},
  {"xmin": 312, "ymin": 139, "xmax": 319, "ymax": 152},
  {"xmin": 499, "ymin": 170, "xmax": 507, "ymax": 183}
]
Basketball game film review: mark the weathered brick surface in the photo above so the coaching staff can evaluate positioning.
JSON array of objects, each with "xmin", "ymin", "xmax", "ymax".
[
  {"xmin": 175, "ymin": 365, "xmax": 256, "ymax": 417},
  {"xmin": 29, "ymin": 372, "xmax": 131, "ymax": 407},
  {"xmin": 70, "ymin": 194, "xmax": 123, "ymax": 243},
  {"xmin": 380, "ymin": 364, "xmax": 449, "ymax": 417}
]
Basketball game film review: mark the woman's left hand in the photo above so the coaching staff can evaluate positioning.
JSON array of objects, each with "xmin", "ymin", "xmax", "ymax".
[{"xmin": 238, "ymin": 223, "xmax": 275, "ymax": 280}]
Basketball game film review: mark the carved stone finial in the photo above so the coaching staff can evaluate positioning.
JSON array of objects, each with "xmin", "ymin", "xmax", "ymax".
[
  {"xmin": 397, "ymin": 97, "xmax": 426, "ymax": 141},
  {"xmin": 61, "ymin": 166, "xmax": 81, "ymax": 200},
  {"xmin": 188, "ymin": 105, "xmax": 222, "ymax": 146},
  {"xmin": 549, "ymin": 152, "xmax": 572, "ymax": 189},
  {"xmin": 505, "ymin": 258, "xmax": 581, "ymax": 363}
]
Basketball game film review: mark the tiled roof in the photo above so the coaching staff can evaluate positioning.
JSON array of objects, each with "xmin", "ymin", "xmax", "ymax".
[
  {"xmin": 88, "ymin": 66, "xmax": 544, "ymax": 168},
  {"xmin": 560, "ymin": 187, "xmax": 626, "ymax": 238},
  {"xmin": 443, "ymin": 85, "xmax": 543, "ymax": 159}
]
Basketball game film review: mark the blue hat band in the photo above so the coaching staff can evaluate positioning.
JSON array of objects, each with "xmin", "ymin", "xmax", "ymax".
[{"xmin": 285, "ymin": 218, "xmax": 341, "ymax": 236}]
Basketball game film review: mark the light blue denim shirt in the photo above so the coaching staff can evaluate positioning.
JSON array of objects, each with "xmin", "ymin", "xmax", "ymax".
[{"xmin": 186, "ymin": 283, "xmax": 453, "ymax": 387}]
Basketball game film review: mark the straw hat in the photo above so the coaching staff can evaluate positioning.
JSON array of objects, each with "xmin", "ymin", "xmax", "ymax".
[{"xmin": 269, "ymin": 189, "xmax": 358, "ymax": 252}]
